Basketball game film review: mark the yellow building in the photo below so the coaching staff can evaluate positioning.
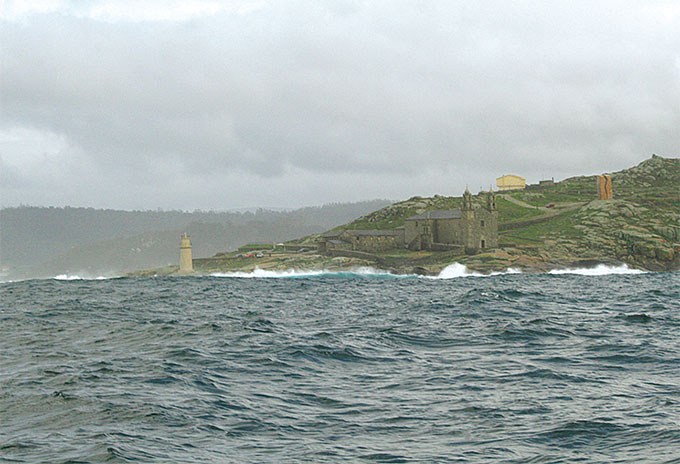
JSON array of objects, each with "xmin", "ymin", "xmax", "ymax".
[{"xmin": 496, "ymin": 174, "xmax": 526, "ymax": 191}]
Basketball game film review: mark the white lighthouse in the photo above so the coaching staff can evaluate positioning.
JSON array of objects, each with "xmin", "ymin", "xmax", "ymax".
[{"xmin": 179, "ymin": 233, "xmax": 193, "ymax": 273}]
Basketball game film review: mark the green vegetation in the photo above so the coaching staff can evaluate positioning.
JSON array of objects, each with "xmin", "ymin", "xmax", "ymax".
[
  {"xmin": 340, "ymin": 195, "xmax": 463, "ymax": 231},
  {"xmin": 496, "ymin": 197, "xmax": 544, "ymax": 222},
  {"xmin": 238, "ymin": 243, "xmax": 276, "ymax": 251},
  {"xmin": 500, "ymin": 209, "xmax": 584, "ymax": 245},
  {"xmin": 505, "ymin": 175, "xmax": 594, "ymax": 206}
]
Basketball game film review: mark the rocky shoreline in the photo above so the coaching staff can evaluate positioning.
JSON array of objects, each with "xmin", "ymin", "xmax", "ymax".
[
  {"xmin": 130, "ymin": 155, "xmax": 679, "ymax": 278},
  {"xmin": 127, "ymin": 244, "xmax": 675, "ymax": 278}
]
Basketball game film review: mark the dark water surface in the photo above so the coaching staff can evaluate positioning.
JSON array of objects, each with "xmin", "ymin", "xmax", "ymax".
[{"xmin": 1, "ymin": 270, "xmax": 679, "ymax": 463}]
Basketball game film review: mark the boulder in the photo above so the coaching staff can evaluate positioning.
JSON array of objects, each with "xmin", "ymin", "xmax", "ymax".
[
  {"xmin": 653, "ymin": 225, "xmax": 680, "ymax": 242},
  {"xmin": 655, "ymin": 246, "xmax": 675, "ymax": 261}
]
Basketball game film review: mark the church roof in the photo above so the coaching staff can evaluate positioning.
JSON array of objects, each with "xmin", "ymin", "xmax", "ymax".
[{"xmin": 406, "ymin": 209, "xmax": 462, "ymax": 221}]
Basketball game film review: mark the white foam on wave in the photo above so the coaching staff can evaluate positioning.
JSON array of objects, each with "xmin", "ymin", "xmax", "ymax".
[
  {"xmin": 427, "ymin": 263, "xmax": 522, "ymax": 279},
  {"xmin": 210, "ymin": 267, "xmax": 400, "ymax": 279},
  {"xmin": 210, "ymin": 264, "xmax": 524, "ymax": 279},
  {"xmin": 53, "ymin": 274, "xmax": 109, "ymax": 280},
  {"xmin": 208, "ymin": 263, "xmax": 644, "ymax": 279},
  {"xmin": 548, "ymin": 264, "xmax": 644, "ymax": 276}
]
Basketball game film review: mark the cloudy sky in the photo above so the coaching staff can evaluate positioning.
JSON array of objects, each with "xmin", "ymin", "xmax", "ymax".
[{"xmin": 1, "ymin": 0, "xmax": 679, "ymax": 210}]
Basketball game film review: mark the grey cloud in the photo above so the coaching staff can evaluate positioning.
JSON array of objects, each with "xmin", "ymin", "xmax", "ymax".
[{"xmin": 1, "ymin": 0, "xmax": 678, "ymax": 209}]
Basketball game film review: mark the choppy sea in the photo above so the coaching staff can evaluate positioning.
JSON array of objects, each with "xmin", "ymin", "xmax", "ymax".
[{"xmin": 1, "ymin": 265, "xmax": 679, "ymax": 463}]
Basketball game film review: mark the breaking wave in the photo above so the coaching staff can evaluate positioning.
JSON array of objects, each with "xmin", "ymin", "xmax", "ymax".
[
  {"xmin": 210, "ymin": 264, "xmax": 523, "ymax": 279},
  {"xmin": 548, "ymin": 264, "xmax": 645, "ymax": 276},
  {"xmin": 430, "ymin": 263, "xmax": 522, "ymax": 279},
  {"xmin": 53, "ymin": 274, "xmax": 110, "ymax": 280},
  {"xmin": 208, "ymin": 263, "xmax": 645, "ymax": 279},
  {"xmin": 210, "ymin": 267, "xmax": 403, "ymax": 279}
]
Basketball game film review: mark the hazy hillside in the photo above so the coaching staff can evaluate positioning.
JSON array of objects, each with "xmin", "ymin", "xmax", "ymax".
[{"xmin": 0, "ymin": 200, "xmax": 391, "ymax": 278}]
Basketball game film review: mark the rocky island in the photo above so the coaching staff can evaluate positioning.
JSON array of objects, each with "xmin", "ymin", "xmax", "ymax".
[{"xmin": 131, "ymin": 155, "xmax": 679, "ymax": 277}]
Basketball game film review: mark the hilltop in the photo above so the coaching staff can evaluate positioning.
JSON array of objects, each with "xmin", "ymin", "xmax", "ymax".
[{"xmin": 132, "ymin": 155, "xmax": 679, "ymax": 276}]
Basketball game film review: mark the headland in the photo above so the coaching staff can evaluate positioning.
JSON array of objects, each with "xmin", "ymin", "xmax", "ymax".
[{"xmin": 129, "ymin": 155, "xmax": 679, "ymax": 277}]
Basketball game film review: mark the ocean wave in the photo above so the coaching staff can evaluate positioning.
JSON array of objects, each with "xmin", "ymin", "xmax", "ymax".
[
  {"xmin": 210, "ymin": 267, "xmax": 403, "ymax": 279},
  {"xmin": 428, "ymin": 263, "xmax": 522, "ymax": 279},
  {"xmin": 210, "ymin": 264, "xmax": 524, "ymax": 279},
  {"xmin": 548, "ymin": 264, "xmax": 644, "ymax": 276},
  {"xmin": 209, "ymin": 262, "xmax": 646, "ymax": 279},
  {"xmin": 53, "ymin": 274, "xmax": 110, "ymax": 280}
]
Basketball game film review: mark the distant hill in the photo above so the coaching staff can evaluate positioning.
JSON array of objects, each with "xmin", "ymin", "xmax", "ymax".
[{"xmin": 0, "ymin": 200, "xmax": 391, "ymax": 279}]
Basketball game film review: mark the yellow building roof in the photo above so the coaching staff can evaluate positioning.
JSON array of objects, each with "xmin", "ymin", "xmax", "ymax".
[{"xmin": 496, "ymin": 174, "xmax": 526, "ymax": 183}]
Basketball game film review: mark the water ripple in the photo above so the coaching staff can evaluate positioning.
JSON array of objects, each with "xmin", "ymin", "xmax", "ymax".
[{"xmin": 1, "ymin": 272, "xmax": 678, "ymax": 463}]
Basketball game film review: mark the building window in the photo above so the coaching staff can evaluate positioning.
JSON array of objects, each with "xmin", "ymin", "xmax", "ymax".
[{"xmin": 480, "ymin": 220, "xmax": 485, "ymax": 227}]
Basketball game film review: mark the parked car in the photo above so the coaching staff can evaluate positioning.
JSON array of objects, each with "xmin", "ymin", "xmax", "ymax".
[
  {"xmin": 546, "ymin": 203, "xmax": 555, "ymax": 208},
  {"xmin": 245, "ymin": 254, "xmax": 255, "ymax": 258},
  {"xmin": 256, "ymin": 253, "xmax": 264, "ymax": 258},
  {"xmin": 297, "ymin": 248, "xmax": 309, "ymax": 253}
]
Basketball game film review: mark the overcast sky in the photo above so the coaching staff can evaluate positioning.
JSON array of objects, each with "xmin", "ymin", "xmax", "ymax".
[{"xmin": 1, "ymin": 0, "xmax": 678, "ymax": 210}]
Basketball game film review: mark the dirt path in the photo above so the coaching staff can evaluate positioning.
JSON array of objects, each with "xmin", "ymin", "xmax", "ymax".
[
  {"xmin": 500, "ymin": 194, "xmax": 585, "ymax": 211},
  {"xmin": 499, "ymin": 194, "xmax": 548, "ymax": 210}
]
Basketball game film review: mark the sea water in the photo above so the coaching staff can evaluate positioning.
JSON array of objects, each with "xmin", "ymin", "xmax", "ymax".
[{"xmin": 1, "ymin": 266, "xmax": 679, "ymax": 463}]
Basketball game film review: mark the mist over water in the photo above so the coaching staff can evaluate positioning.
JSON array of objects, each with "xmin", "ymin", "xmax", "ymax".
[{"xmin": 1, "ymin": 271, "xmax": 678, "ymax": 463}]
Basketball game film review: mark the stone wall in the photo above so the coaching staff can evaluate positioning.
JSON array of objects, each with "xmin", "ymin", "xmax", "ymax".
[
  {"xmin": 348, "ymin": 234, "xmax": 402, "ymax": 253},
  {"xmin": 430, "ymin": 243, "xmax": 464, "ymax": 252},
  {"xmin": 434, "ymin": 219, "xmax": 462, "ymax": 243},
  {"xmin": 462, "ymin": 207, "xmax": 498, "ymax": 251}
]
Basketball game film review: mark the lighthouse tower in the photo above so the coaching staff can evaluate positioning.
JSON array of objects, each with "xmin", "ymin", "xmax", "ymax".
[{"xmin": 179, "ymin": 233, "xmax": 193, "ymax": 273}]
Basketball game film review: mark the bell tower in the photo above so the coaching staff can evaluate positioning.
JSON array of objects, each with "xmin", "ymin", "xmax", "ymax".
[
  {"xmin": 461, "ymin": 188, "xmax": 476, "ymax": 253},
  {"xmin": 462, "ymin": 187, "xmax": 473, "ymax": 212},
  {"xmin": 486, "ymin": 189, "xmax": 497, "ymax": 212},
  {"xmin": 484, "ymin": 189, "xmax": 499, "ymax": 249},
  {"xmin": 179, "ymin": 233, "xmax": 193, "ymax": 273}
]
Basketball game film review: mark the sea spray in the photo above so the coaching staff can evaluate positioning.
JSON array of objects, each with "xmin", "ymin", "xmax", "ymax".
[
  {"xmin": 429, "ymin": 263, "xmax": 522, "ymax": 279},
  {"xmin": 210, "ymin": 267, "xmax": 403, "ymax": 279},
  {"xmin": 210, "ymin": 264, "xmax": 524, "ymax": 279},
  {"xmin": 53, "ymin": 274, "xmax": 109, "ymax": 280},
  {"xmin": 548, "ymin": 264, "xmax": 645, "ymax": 276}
]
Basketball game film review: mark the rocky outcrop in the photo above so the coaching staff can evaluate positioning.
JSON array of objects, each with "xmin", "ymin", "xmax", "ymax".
[{"xmin": 597, "ymin": 174, "xmax": 613, "ymax": 200}]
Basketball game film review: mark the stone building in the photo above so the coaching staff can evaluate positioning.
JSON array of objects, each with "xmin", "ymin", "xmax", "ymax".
[
  {"xmin": 496, "ymin": 174, "xmax": 526, "ymax": 191},
  {"xmin": 318, "ymin": 229, "xmax": 404, "ymax": 253},
  {"xmin": 318, "ymin": 190, "xmax": 499, "ymax": 255},
  {"xmin": 404, "ymin": 189, "xmax": 498, "ymax": 252}
]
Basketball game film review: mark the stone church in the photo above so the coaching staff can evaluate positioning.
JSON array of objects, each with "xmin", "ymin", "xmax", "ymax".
[
  {"xmin": 318, "ymin": 189, "xmax": 498, "ymax": 255},
  {"xmin": 404, "ymin": 189, "xmax": 498, "ymax": 252}
]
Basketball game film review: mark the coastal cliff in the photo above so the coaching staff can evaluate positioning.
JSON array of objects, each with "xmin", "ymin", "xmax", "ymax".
[{"xmin": 131, "ymin": 155, "xmax": 679, "ymax": 276}]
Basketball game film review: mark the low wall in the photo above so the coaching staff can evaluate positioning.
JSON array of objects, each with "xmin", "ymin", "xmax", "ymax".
[
  {"xmin": 280, "ymin": 244, "xmax": 308, "ymax": 251},
  {"xmin": 327, "ymin": 249, "xmax": 389, "ymax": 266},
  {"xmin": 430, "ymin": 243, "xmax": 464, "ymax": 252}
]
